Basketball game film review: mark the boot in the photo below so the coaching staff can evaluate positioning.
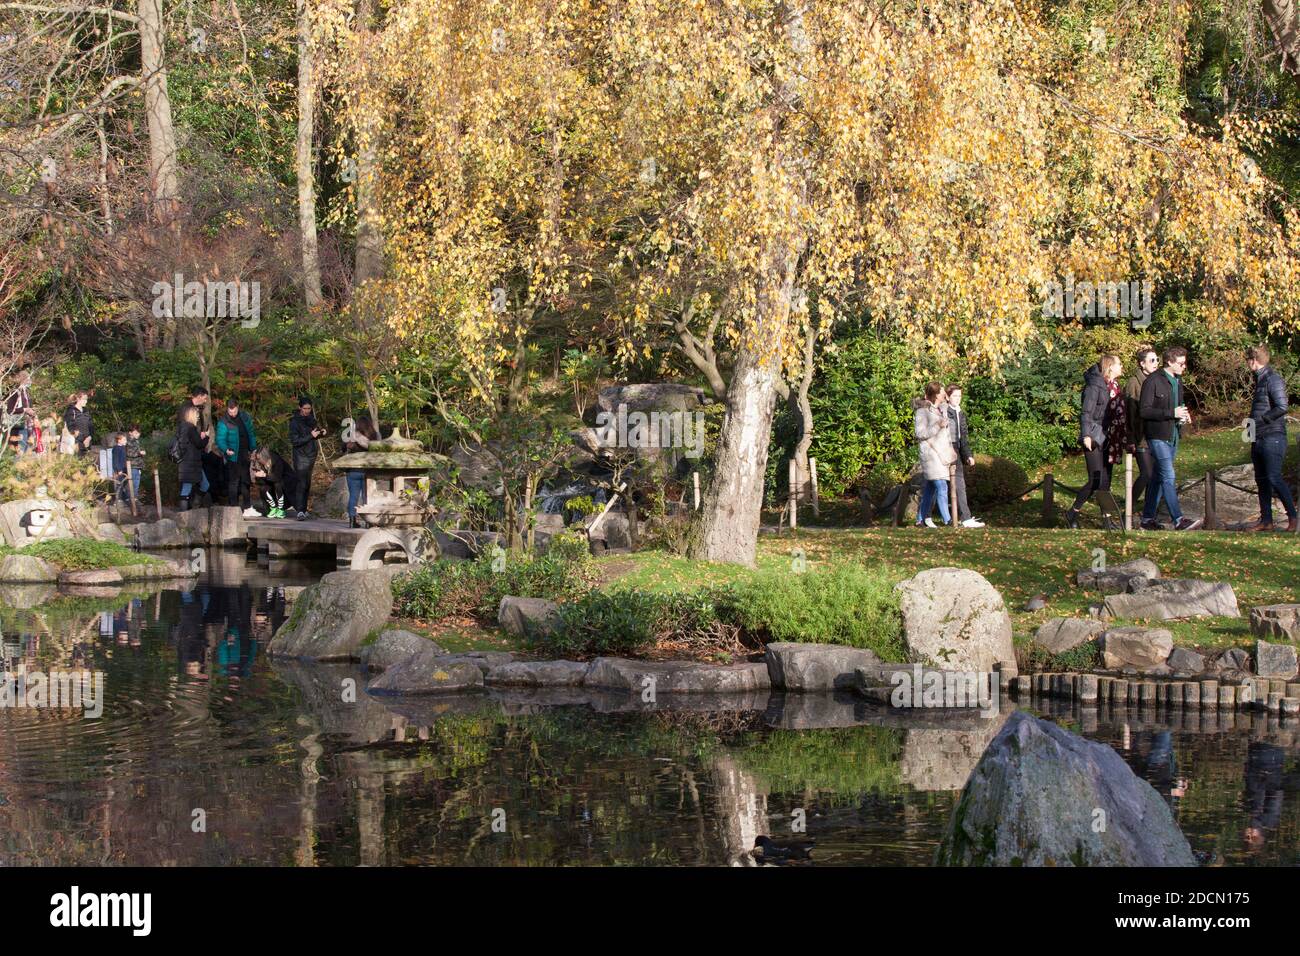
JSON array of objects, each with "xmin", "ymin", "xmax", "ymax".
[
  {"xmin": 1287, "ymin": 516, "xmax": 1299, "ymax": 533},
  {"xmin": 1244, "ymin": 517, "xmax": 1275, "ymax": 533},
  {"xmin": 348, "ymin": 514, "xmax": 358, "ymax": 529},
  {"xmin": 178, "ymin": 496, "xmax": 190, "ymax": 512},
  {"xmin": 1064, "ymin": 508, "xmax": 1081, "ymax": 530},
  {"xmin": 1101, "ymin": 513, "xmax": 1119, "ymax": 532}
]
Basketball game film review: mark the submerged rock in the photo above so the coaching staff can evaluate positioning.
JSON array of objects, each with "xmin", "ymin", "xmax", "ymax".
[
  {"xmin": 764, "ymin": 642, "xmax": 882, "ymax": 692},
  {"xmin": 486, "ymin": 660, "xmax": 590, "ymax": 687},
  {"xmin": 936, "ymin": 711, "xmax": 1196, "ymax": 866},
  {"xmin": 368, "ymin": 654, "xmax": 484, "ymax": 695},
  {"xmin": 360, "ymin": 630, "xmax": 446, "ymax": 672},
  {"xmin": 583, "ymin": 657, "xmax": 771, "ymax": 694}
]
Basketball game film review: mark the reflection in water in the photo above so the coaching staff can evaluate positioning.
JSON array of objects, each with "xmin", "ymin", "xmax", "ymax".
[{"xmin": 1, "ymin": 565, "xmax": 1298, "ymax": 866}]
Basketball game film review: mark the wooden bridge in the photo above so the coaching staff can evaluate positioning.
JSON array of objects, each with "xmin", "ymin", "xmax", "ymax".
[{"xmin": 245, "ymin": 516, "xmax": 368, "ymax": 564}]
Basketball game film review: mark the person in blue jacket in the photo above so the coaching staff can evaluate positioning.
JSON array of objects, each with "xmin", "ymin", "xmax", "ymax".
[
  {"xmin": 1243, "ymin": 345, "xmax": 1297, "ymax": 533},
  {"xmin": 214, "ymin": 398, "xmax": 258, "ymax": 515}
]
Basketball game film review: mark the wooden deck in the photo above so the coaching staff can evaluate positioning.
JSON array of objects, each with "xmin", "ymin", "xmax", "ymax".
[{"xmin": 245, "ymin": 516, "xmax": 367, "ymax": 563}]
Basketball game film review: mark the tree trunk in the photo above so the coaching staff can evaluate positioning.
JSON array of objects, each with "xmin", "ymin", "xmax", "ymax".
[
  {"xmin": 1263, "ymin": 0, "xmax": 1300, "ymax": 75},
  {"xmin": 137, "ymin": 0, "xmax": 180, "ymax": 219},
  {"xmin": 352, "ymin": 0, "xmax": 384, "ymax": 286},
  {"xmin": 789, "ymin": 316, "xmax": 818, "ymax": 505},
  {"xmin": 688, "ymin": 353, "xmax": 782, "ymax": 566},
  {"xmin": 296, "ymin": 0, "xmax": 324, "ymax": 306}
]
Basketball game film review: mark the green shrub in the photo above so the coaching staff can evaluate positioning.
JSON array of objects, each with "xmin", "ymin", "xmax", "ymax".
[
  {"xmin": 970, "ymin": 415, "xmax": 1074, "ymax": 470},
  {"xmin": 391, "ymin": 546, "xmax": 590, "ymax": 623},
  {"xmin": 964, "ymin": 454, "xmax": 1030, "ymax": 508},
  {"xmin": 544, "ymin": 528, "xmax": 591, "ymax": 565},
  {"xmin": 543, "ymin": 586, "xmax": 738, "ymax": 659},
  {"xmin": 715, "ymin": 563, "xmax": 906, "ymax": 660},
  {"xmin": 1020, "ymin": 637, "xmax": 1101, "ymax": 673}
]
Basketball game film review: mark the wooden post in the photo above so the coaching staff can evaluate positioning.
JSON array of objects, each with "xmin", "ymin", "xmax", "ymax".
[
  {"xmin": 1204, "ymin": 470, "xmax": 1217, "ymax": 530},
  {"xmin": 949, "ymin": 463, "xmax": 959, "ymax": 529},
  {"xmin": 152, "ymin": 468, "xmax": 163, "ymax": 519},
  {"xmin": 692, "ymin": 472, "xmax": 700, "ymax": 511},
  {"xmin": 892, "ymin": 483, "xmax": 909, "ymax": 527},
  {"xmin": 787, "ymin": 459, "xmax": 797, "ymax": 530},
  {"xmin": 1124, "ymin": 453, "xmax": 1133, "ymax": 531},
  {"xmin": 125, "ymin": 461, "xmax": 139, "ymax": 517},
  {"xmin": 1042, "ymin": 473, "xmax": 1054, "ymax": 526},
  {"xmin": 809, "ymin": 457, "xmax": 820, "ymax": 517}
]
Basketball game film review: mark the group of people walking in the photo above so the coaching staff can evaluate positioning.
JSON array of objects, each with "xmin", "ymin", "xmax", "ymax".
[
  {"xmin": 910, "ymin": 344, "xmax": 1297, "ymax": 532},
  {"xmin": 911, "ymin": 382, "xmax": 986, "ymax": 528}
]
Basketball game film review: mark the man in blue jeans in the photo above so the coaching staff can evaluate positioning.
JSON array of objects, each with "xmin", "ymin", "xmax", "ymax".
[
  {"xmin": 1139, "ymin": 346, "xmax": 1202, "ymax": 531},
  {"xmin": 1244, "ymin": 345, "xmax": 1297, "ymax": 533}
]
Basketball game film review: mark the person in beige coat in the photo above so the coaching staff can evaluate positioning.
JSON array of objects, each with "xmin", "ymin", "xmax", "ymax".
[{"xmin": 913, "ymin": 382, "xmax": 957, "ymax": 527}]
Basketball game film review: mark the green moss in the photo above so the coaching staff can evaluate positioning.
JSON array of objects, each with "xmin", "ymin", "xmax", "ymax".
[{"xmin": 13, "ymin": 538, "xmax": 163, "ymax": 571}]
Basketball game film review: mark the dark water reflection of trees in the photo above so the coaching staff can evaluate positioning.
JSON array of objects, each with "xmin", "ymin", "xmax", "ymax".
[{"xmin": 0, "ymin": 580, "xmax": 1297, "ymax": 866}]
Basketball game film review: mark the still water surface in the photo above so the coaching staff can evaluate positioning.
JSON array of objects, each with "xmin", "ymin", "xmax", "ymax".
[{"xmin": 1, "ymin": 557, "xmax": 1297, "ymax": 866}]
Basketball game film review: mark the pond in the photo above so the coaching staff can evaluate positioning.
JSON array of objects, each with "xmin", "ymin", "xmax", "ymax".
[{"xmin": 1, "ymin": 554, "xmax": 1297, "ymax": 867}]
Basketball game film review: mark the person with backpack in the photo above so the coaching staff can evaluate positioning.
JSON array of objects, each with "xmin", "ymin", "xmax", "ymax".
[
  {"xmin": 175, "ymin": 405, "xmax": 210, "ymax": 510},
  {"xmin": 250, "ymin": 446, "xmax": 298, "ymax": 519},
  {"xmin": 215, "ymin": 398, "xmax": 259, "ymax": 516},
  {"xmin": 1244, "ymin": 345, "xmax": 1297, "ymax": 533},
  {"xmin": 288, "ymin": 395, "xmax": 326, "ymax": 520}
]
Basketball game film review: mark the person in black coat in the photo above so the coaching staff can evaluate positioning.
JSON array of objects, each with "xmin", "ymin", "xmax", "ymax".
[
  {"xmin": 176, "ymin": 405, "xmax": 210, "ymax": 510},
  {"xmin": 250, "ymin": 446, "xmax": 299, "ymax": 518},
  {"xmin": 287, "ymin": 395, "xmax": 326, "ymax": 520},
  {"xmin": 1139, "ymin": 345, "xmax": 1199, "ymax": 531},
  {"xmin": 1244, "ymin": 344, "xmax": 1297, "ymax": 532},
  {"xmin": 62, "ymin": 391, "xmax": 93, "ymax": 456},
  {"xmin": 1065, "ymin": 355, "xmax": 1125, "ymax": 529}
]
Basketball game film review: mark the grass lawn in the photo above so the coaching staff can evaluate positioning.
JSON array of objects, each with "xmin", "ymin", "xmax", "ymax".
[{"xmin": 594, "ymin": 525, "xmax": 1297, "ymax": 656}]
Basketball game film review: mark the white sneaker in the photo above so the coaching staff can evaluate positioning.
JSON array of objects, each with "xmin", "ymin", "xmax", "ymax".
[
  {"xmin": 924, "ymin": 518, "xmax": 937, "ymax": 528},
  {"xmin": 962, "ymin": 517, "xmax": 985, "ymax": 528},
  {"xmin": 242, "ymin": 507, "xmax": 261, "ymax": 518}
]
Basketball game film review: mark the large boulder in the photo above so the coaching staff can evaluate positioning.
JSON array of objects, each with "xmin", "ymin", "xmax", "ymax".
[
  {"xmin": 324, "ymin": 477, "xmax": 350, "ymax": 518},
  {"xmin": 268, "ymin": 567, "xmax": 399, "ymax": 661},
  {"xmin": 450, "ymin": 442, "xmax": 504, "ymax": 496},
  {"xmin": 596, "ymin": 383, "xmax": 705, "ymax": 417},
  {"xmin": 207, "ymin": 506, "xmax": 248, "ymax": 547},
  {"xmin": 0, "ymin": 498, "xmax": 73, "ymax": 547},
  {"xmin": 1076, "ymin": 557, "xmax": 1160, "ymax": 593},
  {"xmin": 764, "ymin": 642, "xmax": 882, "ymax": 692},
  {"xmin": 583, "ymin": 657, "xmax": 771, "ymax": 694},
  {"xmin": 134, "ymin": 518, "xmax": 200, "ymax": 550},
  {"xmin": 1103, "ymin": 579, "xmax": 1239, "ymax": 621},
  {"xmin": 172, "ymin": 508, "xmax": 211, "ymax": 545},
  {"xmin": 1250, "ymin": 604, "xmax": 1300, "ymax": 643},
  {"xmin": 359, "ymin": 629, "xmax": 446, "ymax": 671},
  {"xmin": 894, "ymin": 568, "xmax": 1014, "ymax": 673},
  {"xmin": 0, "ymin": 552, "xmax": 59, "ymax": 583},
  {"xmin": 367, "ymin": 652, "xmax": 484, "ymax": 695},
  {"xmin": 1255, "ymin": 639, "xmax": 1299, "ymax": 680},
  {"xmin": 1100, "ymin": 626, "xmax": 1173, "ymax": 672},
  {"xmin": 1034, "ymin": 618, "xmax": 1105, "ymax": 656},
  {"xmin": 936, "ymin": 712, "xmax": 1196, "ymax": 866},
  {"xmin": 1166, "ymin": 646, "xmax": 1207, "ymax": 676},
  {"xmin": 498, "ymin": 596, "xmax": 562, "ymax": 641}
]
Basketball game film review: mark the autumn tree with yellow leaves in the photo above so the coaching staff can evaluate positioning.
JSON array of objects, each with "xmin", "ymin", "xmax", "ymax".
[{"xmin": 327, "ymin": 0, "xmax": 1300, "ymax": 565}]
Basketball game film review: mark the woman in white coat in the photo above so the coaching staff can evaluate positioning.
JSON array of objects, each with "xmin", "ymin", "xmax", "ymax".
[{"xmin": 913, "ymin": 382, "xmax": 957, "ymax": 527}]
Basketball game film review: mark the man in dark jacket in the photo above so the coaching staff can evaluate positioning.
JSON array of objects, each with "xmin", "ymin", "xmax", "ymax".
[
  {"xmin": 944, "ymin": 385, "xmax": 984, "ymax": 527},
  {"xmin": 288, "ymin": 395, "xmax": 326, "ymax": 520},
  {"xmin": 1124, "ymin": 347, "xmax": 1161, "ymax": 519},
  {"xmin": 1244, "ymin": 345, "xmax": 1297, "ymax": 532},
  {"xmin": 1139, "ymin": 346, "xmax": 1201, "ymax": 531}
]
